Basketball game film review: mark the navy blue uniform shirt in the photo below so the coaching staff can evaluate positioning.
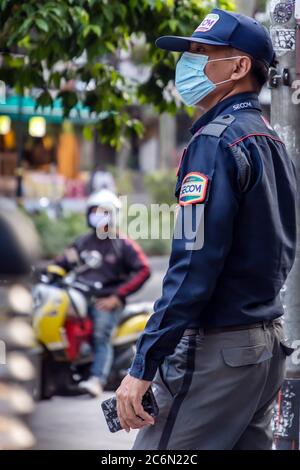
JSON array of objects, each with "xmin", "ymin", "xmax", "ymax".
[{"xmin": 130, "ymin": 91, "xmax": 297, "ymax": 381}]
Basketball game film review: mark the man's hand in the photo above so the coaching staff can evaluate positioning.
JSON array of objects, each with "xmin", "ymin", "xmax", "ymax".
[
  {"xmin": 116, "ymin": 374, "xmax": 155, "ymax": 432},
  {"xmin": 96, "ymin": 295, "xmax": 122, "ymax": 312}
]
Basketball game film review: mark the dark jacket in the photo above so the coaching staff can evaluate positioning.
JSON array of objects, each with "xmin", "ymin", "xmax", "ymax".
[
  {"xmin": 130, "ymin": 91, "xmax": 297, "ymax": 381},
  {"xmin": 56, "ymin": 231, "xmax": 150, "ymax": 301}
]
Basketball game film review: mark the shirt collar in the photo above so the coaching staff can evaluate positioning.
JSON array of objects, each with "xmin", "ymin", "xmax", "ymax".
[{"xmin": 190, "ymin": 91, "xmax": 262, "ymax": 135}]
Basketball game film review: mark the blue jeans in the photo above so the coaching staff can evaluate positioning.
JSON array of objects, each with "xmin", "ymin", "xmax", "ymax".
[{"xmin": 89, "ymin": 305, "xmax": 123, "ymax": 385}]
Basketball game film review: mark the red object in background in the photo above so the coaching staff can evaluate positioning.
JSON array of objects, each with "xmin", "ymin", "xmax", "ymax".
[
  {"xmin": 64, "ymin": 317, "xmax": 93, "ymax": 361},
  {"xmin": 65, "ymin": 179, "xmax": 86, "ymax": 198}
]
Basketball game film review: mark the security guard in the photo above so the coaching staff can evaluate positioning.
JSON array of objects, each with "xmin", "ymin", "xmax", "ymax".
[{"xmin": 116, "ymin": 8, "xmax": 298, "ymax": 450}]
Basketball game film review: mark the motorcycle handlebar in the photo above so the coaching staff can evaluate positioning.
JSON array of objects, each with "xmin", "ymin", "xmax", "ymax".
[{"xmin": 37, "ymin": 269, "xmax": 118, "ymax": 299}]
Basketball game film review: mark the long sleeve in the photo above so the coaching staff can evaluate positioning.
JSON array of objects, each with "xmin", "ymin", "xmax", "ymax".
[
  {"xmin": 54, "ymin": 238, "xmax": 83, "ymax": 272},
  {"xmin": 54, "ymin": 249, "xmax": 77, "ymax": 272},
  {"xmin": 116, "ymin": 237, "xmax": 151, "ymax": 300},
  {"xmin": 130, "ymin": 136, "xmax": 241, "ymax": 380}
]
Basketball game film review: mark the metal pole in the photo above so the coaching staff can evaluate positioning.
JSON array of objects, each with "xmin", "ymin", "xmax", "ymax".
[{"xmin": 269, "ymin": 0, "xmax": 300, "ymax": 449}]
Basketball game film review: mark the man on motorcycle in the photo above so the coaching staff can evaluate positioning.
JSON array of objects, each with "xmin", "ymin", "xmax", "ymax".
[{"xmin": 55, "ymin": 189, "xmax": 151, "ymax": 397}]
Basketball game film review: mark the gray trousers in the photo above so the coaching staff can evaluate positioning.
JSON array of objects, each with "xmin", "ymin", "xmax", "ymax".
[{"xmin": 132, "ymin": 322, "xmax": 288, "ymax": 450}]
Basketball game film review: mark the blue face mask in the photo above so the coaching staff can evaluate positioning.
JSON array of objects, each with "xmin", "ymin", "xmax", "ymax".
[{"xmin": 175, "ymin": 52, "xmax": 242, "ymax": 106}]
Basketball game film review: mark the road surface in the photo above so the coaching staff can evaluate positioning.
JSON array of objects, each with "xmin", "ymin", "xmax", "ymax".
[
  {"xmin": 31, "ymin": 393, "xmax": 138, "ymax": 450},
  {"xmin": 31, "ymin": 256, "xmax": 168, "ymax": 450}
]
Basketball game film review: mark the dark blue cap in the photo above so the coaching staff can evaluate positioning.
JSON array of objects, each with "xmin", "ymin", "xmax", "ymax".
[{"xmin": 156, "ymin": 8, "xmax": 275, "ymax": 67}]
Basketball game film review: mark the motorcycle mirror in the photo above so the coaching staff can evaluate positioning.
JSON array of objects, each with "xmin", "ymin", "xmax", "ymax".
[{"xmin": 84, "ymin": 250, "xmax": 102, "ymax": 269}]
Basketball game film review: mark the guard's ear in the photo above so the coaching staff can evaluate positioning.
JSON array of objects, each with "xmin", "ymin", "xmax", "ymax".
[{"xmin": 231, "ymin": 56, "xmax": 252, "ymax": 81}]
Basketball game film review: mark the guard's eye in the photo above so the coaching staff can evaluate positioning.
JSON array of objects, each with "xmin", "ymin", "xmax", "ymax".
[{"xmin": 190, "ymin": 44, "xmax": 207, "ymax": 54}]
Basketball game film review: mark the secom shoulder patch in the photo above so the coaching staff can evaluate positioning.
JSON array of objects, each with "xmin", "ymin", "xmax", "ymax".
[{"xmin": 179, "ymin": 172, "xmax": 209, "ymax": 206}]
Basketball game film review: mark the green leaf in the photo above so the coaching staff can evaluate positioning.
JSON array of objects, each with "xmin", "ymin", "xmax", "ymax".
[
  {"xmin": 105, "ymin": 41, "xmax": 116, "ymax": 53},
  {"xmin": 36, "ymin": 90, "xmax": 53, "ymax": 108},
  {"xmin": 168, "ymin": 19, "xmax": 178, "ymax": 32},
  {"xmin": 103, "ymin": 6, "xmax": 113, "ymax": 23},
  {"xmin": 83, "ymin": 125, "xmax": 94, "ymax": 140},
  {"xmin": 0, "ymin": 0, "xmax": 235, "ymax": 148},
  {"xmin": 17, "ymin": 35, "xmax": 31, "ymax": 49},
  {"xmin": 49, "ymin": 71, "xmax": 61, "ymax": 89},
  {"xmin": 83, "ymin": 24, "xmax": 102, "ymax": 38},
  {"xmin": 35, "ymin": 18, "xmax": 49, "ymax": 33},
  {"xmin": 73, "ymin": 6, "xmax": 90, "ymax": 25}
]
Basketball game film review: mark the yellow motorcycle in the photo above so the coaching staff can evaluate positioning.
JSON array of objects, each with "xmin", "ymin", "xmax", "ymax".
[{"xmin": 32, "ymin": 251, "xmax": 152, "ymax": 398}]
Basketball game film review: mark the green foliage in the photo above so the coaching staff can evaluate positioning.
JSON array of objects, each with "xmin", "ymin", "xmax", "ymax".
[
  {"xmin": 0, "ymin": 0, "xmax": 234, "ymax": 148},
  {"xmin": 31, "ymin": 211, "xmax": 87, "ymax": 259},
  {"xmin": 107, "ymin": 165, "xmax": 134, "ymax": 195},
  {"xmin": 144, "ymin": 169, "xmax": 177, "ymax": 205},
  {"xmin": 32, "ymin": 207, "xmax": 172, "ymax": 258},
  {"xmin": 138, "ymin": 236, "xmax": 171, "ymax": 256},
  {"xmin": 121, "ymin": 204, "xmax": 175, "ymax": 256}
]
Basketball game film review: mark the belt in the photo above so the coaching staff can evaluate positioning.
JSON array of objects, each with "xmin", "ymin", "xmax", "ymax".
[{"xmin": 183, "ymin": 319, "xmax": 281, "ymax": 337}]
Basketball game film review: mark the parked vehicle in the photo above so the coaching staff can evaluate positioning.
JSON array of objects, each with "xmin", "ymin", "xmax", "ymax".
[{"xmin": 32, "ymin": 251, "xmax": 152, "ymax": 398}]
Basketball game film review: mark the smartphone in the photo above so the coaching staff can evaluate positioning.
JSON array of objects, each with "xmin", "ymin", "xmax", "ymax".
[{"xmin": 101, "ymin": 387, "xmax": 159, "ymax": 433}]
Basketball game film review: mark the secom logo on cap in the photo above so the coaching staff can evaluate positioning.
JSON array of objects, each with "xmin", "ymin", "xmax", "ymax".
[{"xmin": 195, "ymin": 13, "xmax": 220, "ymax": 32}]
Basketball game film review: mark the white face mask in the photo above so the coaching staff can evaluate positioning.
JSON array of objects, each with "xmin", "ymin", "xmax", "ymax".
[{"xmin": 88, "ymin": 212, "xmax": 111, "ymax": 229}]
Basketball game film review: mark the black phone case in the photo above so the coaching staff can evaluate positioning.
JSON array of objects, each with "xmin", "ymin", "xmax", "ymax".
[{"xmin": 101, "ymin": 387, "xmax": 159, "ymax": 433}]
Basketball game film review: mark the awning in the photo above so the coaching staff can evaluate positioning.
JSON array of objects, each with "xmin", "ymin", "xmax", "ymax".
[{"xmin": 0, "ymin": 94, "xmax": 110, "ymax": 124}]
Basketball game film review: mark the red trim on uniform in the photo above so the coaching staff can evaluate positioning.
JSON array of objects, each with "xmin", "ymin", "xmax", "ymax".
[
  {"xmin": 117, "ymin": 238, "xmax": 150, "ymax": 298},
  {"xmin": 261, "ymin": 115, "xmax": 273, "ymax": 130},
  {"xmin": 229, "ymin": 133, "xmax": 285, "ymax": 147},
  {"xmin": 195, "ymin": 125, "xmax": 205, "ymax": 136}
]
